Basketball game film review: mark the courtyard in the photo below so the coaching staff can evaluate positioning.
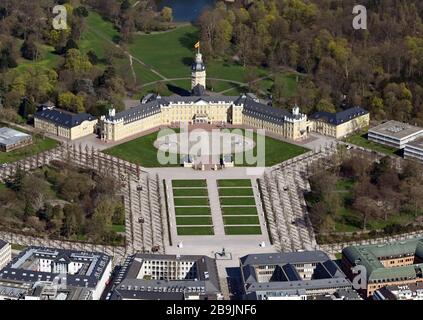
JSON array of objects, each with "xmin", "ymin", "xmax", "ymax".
[{"xmin": 102, "ymin": 126, "xmax": 308, "ymax": 168}]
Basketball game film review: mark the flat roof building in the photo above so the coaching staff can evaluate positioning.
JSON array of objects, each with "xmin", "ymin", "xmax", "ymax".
[
  {"xmin": 342, "ymin": 238, "xmax": 423, "ymax": 298},
  {"xmin": 240, "ymin": 251, "xmax": 352, "ymax": 300},
  {"xmin": 110, "ymin": 254, "xmax": 222, "ymax": 300},
  {"xmin": 373, "ymin": 283, "xmax": 423, "ymax": 300},
  {"xmin": 0, "ymin": 127, "xmax": 32, "ymax": 152},
  {"xmin": 368, "ymin": 120, "xmax": 423, "ymax": 149},
  {"xmin": 0, "ymin": 246, "xmax": 112, "ymax": 300},
  {"xmin": 404, "ymin": 137, "xmax": 423, "ymax": 162}
]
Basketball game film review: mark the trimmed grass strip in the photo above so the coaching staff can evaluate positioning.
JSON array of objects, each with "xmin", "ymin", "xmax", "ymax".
[
  {"xmin": 177, "ymin": 226, "xmax": 214, "ymax": 236},
  {"xmin": 223, "ymin": 216, "xmax": 260, "ymax": 225},
  {"xmin": 220, "ymin": 197, "xmax": 256, "ymax": 206},
  {"xmin": 173, "ymin": 188, "xmax": 208, "ymax": 197},
  {"xmin": 176, "ymin": 217, "xmax": 213, "ymax": 226},
  {"xmin": 219, "ymin": 188, "xmax": 254, "ymax": 197},
  {"xmin": 173, "ymin": 180, "xmax": 207, "ymax": 188},
  {"xmin": 222, "ymin": 207, "xmax": 258, "ymax": 216},
  {"xmin": 224, "ymin": 226, "xmax": 262, "ymax": 235},
  {"xmin": 218, "ymin": 179, "xmax": 252, "ymax": 187},
  {"xmin": 175, "ymin": 207, "xmax": 211, "ymax": 215},
  {"xmin": 174, "ymin": 197, "xmax": 209, "ymax": 206}
]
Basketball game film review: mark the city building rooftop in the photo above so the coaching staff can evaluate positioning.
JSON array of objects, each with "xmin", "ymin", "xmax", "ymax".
[
  {"xmin": 35, "ymin": 107, "xmax": 96, "ymax": 129},
  {"xmin": 310, "ymin": 106, "xmax": 368, "ymax": 126},
  {"xmin": 369, "ymin": 120, "xmax": 423, "ymax": 140},
  {"xmin": 0, "ymin": 127, "xmax": 31, "ymax": 148},
  {"xmin": 0, "ymin": 246, "xmax": 111, "ymax": 290},
  {"xmin": 111, "ymin": 253, "xmax": 221, "ymax": 300},
  {"xmin": 342, "ymin": 238, "xmax": 423, "ymax": 282}
]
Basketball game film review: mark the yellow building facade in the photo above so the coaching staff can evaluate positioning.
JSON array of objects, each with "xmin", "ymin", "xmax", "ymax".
[
  {"xmin": 34, "ymin": 107, "xmax": 98, "ymax": 141},
  {"xmin": 310, "ymin": 107, "xmax": 370, "ymax": 139}
]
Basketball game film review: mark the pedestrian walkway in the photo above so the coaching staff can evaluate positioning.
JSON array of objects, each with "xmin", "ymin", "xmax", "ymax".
[{"xmin": 207, "ymin": 179, "xmax": 225, "ymax": 236}]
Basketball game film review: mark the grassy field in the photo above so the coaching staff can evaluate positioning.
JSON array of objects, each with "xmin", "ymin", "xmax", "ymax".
[
  {"xmin": 231, "ymin": 130, "xmax": 308, "ymax": 167},
  {"xmin": 220, "ymin": 197, "xmax": 256, "ymax": 206},
  {"xmin": 173, "ymin": 180, "xmax": 207, "ymax": 188},
  {"xmin": 224, "ymin": 226, "xmax": 262, "ymax": 235},
  {"xmin": 173, "ymin": 188, "xmax": 208, "ymax": 197},
  {"xmin": 79, "ymin": 12, "xmax": 120, "ymax": 59},
  {"xmin": 0, "ymin": 183, "xmax": 6, "ymax": 190},
  {"xmin": 175, "ymin": 207, "xmax": 211, "ymax": 216},
  {"xmin": 174, "ymin": 197, "xmax": 209, "ymax": 206},
  {"xmin": 223, "ymin": 216, "xmax": 260, "ymax": 225},
  {"xmin": 0, "ymin": 136, "xmax": 59, "ymax": 164},
  {"xmin": 103, "ymin": 130, "xmax": 181, "ymax": 167},
  {"xmin": 177, "ymin": 226, "xmax": 214, "ymax": 235},
  {"xmin": 217, "ymin": 179, "xmax": 252, "ymax": 187},
  {"xmin": 176, "ymin": 217, "xmax": 213, "ymax": 226},
  {"xmin": 219, "ymin": 188, "xmax": 254, "ymax": 196},
  {"xmin": 15, "ymin": 43, "xmax": 61, "ymax": 71},
  {"xmin": 345, "ymin": 132, "xmax": 398, "ymax": 155},
  {"xmin": 221, "ymin": 207, "xmax": 258, "ymax": 216},
  {"xmin": 111, "ymin": 224, "xmax": 125, "ymax": 233}
]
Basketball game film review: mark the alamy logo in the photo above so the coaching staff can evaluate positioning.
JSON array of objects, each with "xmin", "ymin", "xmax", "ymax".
[
  {"xmin": 53, "ymin": 5, "xmax": 68, "ymax": 30},
  {"xmin": 351, "ymin": 265, "xmax": 367, "ymax": 290},
  {"xmin": 352, "ymin": 5, "xmax": 367, "ymax": 30},
  {"xmin": 155, "ymin": 123, "xmax": 266, "ymax": 168}
]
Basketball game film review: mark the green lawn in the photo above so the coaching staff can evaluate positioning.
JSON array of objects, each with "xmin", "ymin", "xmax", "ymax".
[
  {"xmin": 217, "ymin": 179, "xmax": 252, "ymax": 187},
  {"xmin": 103, "ymin": 130, "xmax": 181, "ymax": 167},
  {"xmin": 220, "ymin": 197, "xmax": 256, "ymax": 206},
  {"xmin": 111, "ymin": 224, "xmax": 125, "ymax": 233},
  {"xmin": 176, "ymin": 216, "xmax": 213, "ymax": 226},
  {"xmin": 175, "ymin": 207, "xmax": 211, "ymax": 215},
  {"xmin": 173, "ymin": 188, "xmax": 208, "ymax": 197},
  {"xmin": 219, "ymin": 188, "xmax": 254, "ymax": 196},
  {"xmin": 224, "ymin": 226, "xmax": 262, "ymax": 235},
  {"xmin": 345, "ymin": 132, "xmax": 398, "ymax": 155},
  {"xmin": 221, "ymin": 207, "xmax": 258, "ymax": 216},
  {"xmin": 11, "ymin": 243, "xmax": 26, "ymax": 251},
  {"xmin": 223, "ymin": 216, "xmax": 260, "ymax": 225},
  {"xmin": 173, "ymin": 180, "xmax": 207, "ymax": 188},
  {"xmin": 0, "ymin": 136, "xmax": 59, "ymax": 164},
  {"xmin": 174, "ymin": 197, "xmax": 209, "ymax": 206},
  {"xmin": 177, "ymin": 226, "xmax": 214, "ymax": 235},
  {"xmin": 79, "ymin": 11, "xmax": 119, "ymax": 60},
  {"xmin": 231, "ymin": 130, "xmax": 309, "ymax": 167},
  {"xmin": 15, "ymin": 43, "xmax": 61, "ymax": 71},
  {"xmin": 128, "ymin": 25, "xmax": 267, "ymax": 82}
]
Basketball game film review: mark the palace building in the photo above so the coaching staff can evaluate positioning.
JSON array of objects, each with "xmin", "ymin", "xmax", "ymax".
[{"xmin": 99, "ymin": 51, "xmax": 312, "ymax": 143}]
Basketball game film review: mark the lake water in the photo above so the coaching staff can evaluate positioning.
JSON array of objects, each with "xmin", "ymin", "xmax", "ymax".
[{"xmin": 156, "ymin": 0, "xmax": 216, "ymax": 22}]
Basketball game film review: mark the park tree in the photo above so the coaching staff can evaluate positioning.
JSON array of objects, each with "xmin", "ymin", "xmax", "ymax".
[
  {"xmin": 64, "ymin": 49, "xmax": 92, "ymax": 74},
  {"xmin": 21, "ymin": 40, "xmax": 39, "ymax": 61},
  {"xmin": 58, "ymin": 91, "xmax": 85, "ymax": 113}
]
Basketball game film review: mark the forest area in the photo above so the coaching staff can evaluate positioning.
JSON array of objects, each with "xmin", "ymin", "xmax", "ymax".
[
  {"xmin": 307, "ymin": 152, "xmax": 423, "ymax": 244},
  {"xmin": 198, "ymin": 0, "xmax": 423, "ymax": 123},
  {"xmin": 0, "ymin": 0, "xmax": 173, "ymax": 122},
  {"xmin": 1, "ymin": 0, "xmax": 423, "ymax": 124},
  {"xmin": 0, "ymin": 161, "xmax": 125, "ymax": 245}
]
